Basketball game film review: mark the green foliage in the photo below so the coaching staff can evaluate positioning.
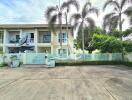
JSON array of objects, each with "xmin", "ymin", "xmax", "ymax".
[
  {"xmin": 92, "ymin": 34, "xmax": 123, "ymax": 53},
  {"xmin": 56, "ymin": 61, "xmax": 122, "ymax": 66},
  {"xmin": 123, "ymin": 62, "xmax": 132, "ymax": 67},
  {"xmin": 123, "ymin": 28, "xmax": 132, "ymax": 36},
  {"xmin": 0, "ymin": 63, "xmax": 7, "ymax": 67},
  {"xmin": 123, "ymin": 41, "xmax": 132, "ymax": 52},
  {"xmin": 109, "ymin": 29, "xmax": 123, "ymax": 38},
  {"xmin": 0, "ymin": 48, "xmax": 3, "ymax": 54},
  {"xmin": 75, "ymin": 27, "xmax": 104, "ymax": 52}
]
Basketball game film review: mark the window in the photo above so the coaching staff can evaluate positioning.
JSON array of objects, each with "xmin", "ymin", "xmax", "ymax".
[
  {"xmin": 16, "ymin": 35, "xmax": 20, "ymax": 43},
  {"xmin": 58, "ymin": 33, "xmax": 67, "ymax": 43},
  {"xmin": 30, "ymin": 33, "xmax": 34, "ymax": 38},
  {"xmin": 43, "ymin": 32, "xmax": 51, "ymax": 43},
  {"xmin": 58, "ymin": 48, "xmax": 67, "ymax": 57}
]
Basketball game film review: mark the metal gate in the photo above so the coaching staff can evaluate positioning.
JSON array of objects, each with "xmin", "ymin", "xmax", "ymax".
[{"xmin": 25, "ymin": 53, "xmax": 46, "ymax": 64}]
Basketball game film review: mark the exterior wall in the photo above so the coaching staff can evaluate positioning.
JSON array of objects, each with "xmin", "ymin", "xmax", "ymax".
[{"xmin": 0, "ymin": 24, "xmax": 74, "ymax": 56}]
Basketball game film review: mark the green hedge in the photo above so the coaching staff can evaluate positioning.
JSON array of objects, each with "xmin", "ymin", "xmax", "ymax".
[
  {"xmin": 123, "ymin": 62, "xmax": 132, "ymax": 67},
  {"xmin": 0, "ymin": 63, "xmax": 7, "ymax": 67},
  {"xmin": 56, "ymin": 61, "xmax": 123, "ymax": 66}
]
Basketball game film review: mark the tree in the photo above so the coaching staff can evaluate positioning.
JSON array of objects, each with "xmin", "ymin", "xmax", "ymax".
[
  {"xmin": 103, "ymin": 0, "xmax": 132, "ymax": 32},
  {"xmin": 61, "ymin": 0, "xmax": 79, "ymax": 54},
  {"xmin": 75, "ymin": 27, "xmax": 104, "ymax": 53},
  {"xmin": 92, "ymin": 34, "xmax": 123, "ymax": 53},
  {"xmin": 45, "ymin": 0, "xmax": 79, "ymax": 55},
  {"xmin": 70, "ymin": 1, "xmax": 99, "ymax": 58}
]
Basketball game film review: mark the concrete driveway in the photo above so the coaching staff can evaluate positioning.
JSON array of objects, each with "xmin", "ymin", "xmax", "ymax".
[{"xmin": 0, "ymin": 65, "xmax": 132, "ymax": 100}]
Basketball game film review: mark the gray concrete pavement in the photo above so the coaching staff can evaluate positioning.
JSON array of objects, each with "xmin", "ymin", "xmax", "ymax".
[{"xmin": 0, "ymin": 65, "xmax": 132, "ymax": 100}]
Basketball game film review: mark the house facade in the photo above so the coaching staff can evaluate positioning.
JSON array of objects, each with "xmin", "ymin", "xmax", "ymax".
[{"xmin": 0, "ymin": 24, "xmax": 74, "ymax": 57}]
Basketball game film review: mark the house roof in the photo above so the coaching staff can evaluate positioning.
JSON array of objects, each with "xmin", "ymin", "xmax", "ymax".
[{"xmin": 0, "ymin": 24, "xmax": 72, "ymax": 29}]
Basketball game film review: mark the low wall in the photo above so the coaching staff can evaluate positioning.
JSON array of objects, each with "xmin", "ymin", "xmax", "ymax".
[{"xmin": 0, "ymin": 53, "xmax": 123, "ymax": 65}]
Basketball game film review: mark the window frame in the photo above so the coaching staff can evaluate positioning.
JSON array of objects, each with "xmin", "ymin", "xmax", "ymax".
[
  {"xmin": 58, "ymin": 32, "xmax": 68, "ymax": 43},
  {"xmin": 58, "ymin": 48, "xmax": 68, "ymax": 57}
]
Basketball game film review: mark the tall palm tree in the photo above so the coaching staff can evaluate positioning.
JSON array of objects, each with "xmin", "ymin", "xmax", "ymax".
[
  {"xmin": 61, "ymin": 0, "xmax": 79, "ymax": 54},
  {"xmin": 45, "ymin": 0, "xmax": 79, "ymax": 53},
  {"xmin": 70, "ymin": 1, "xmax": 98, "ymax": 59},
  {"xmin": 103, "ymin": 0, "xmax": 132, "ymax": 32}
]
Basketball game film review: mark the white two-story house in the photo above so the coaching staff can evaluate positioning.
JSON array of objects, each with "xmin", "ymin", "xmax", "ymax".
[{"xmin": 0, "ymin": 24, "xmax": 74, "ymax": 57}]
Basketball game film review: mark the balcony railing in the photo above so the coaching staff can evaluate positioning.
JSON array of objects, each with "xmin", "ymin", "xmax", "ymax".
[{"xmin": 9, "ymin": 38, "xmax": 34, "ymax": 45}]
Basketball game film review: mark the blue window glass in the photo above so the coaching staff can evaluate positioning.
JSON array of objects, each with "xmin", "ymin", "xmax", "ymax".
[
  {"xmin": 43, "ymin": 32, "xmax": 51, "ymax": 43},
  {"xmin": 58, "ymin": 33, "xmax": 67, "ymax": 43}
]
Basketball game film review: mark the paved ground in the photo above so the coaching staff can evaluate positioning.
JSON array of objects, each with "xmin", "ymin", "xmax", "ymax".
[{"xmin": 0, "ymin": 65, "xmax": 132, "ymax": 100}]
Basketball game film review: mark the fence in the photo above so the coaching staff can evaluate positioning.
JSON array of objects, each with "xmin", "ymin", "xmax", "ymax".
[
  {"xmin": 76, "ymin": 53, "xmax": 123, "ymax": 61},
  {"xmin": 0, "ymin": 53, "xmax": 123, "ymax": 65}
]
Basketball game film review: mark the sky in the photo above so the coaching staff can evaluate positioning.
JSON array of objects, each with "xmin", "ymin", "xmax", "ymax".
[{"xmin": 0, "ymin": 0, "xmax": 130, "ymax": 30}]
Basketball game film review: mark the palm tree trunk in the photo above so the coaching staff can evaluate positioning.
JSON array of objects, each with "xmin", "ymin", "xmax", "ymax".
[
  {"xmin": 119, "ymin": 12, "xmax": 122, "ymax": 32},
  {"xmin": 59, "ymin": 16, "xmax": 63, "ymax": 56},
  {"xmin": 65, "ymin": 12, "xmax": 70, "ymax": 56},
  {"xmin": 81, "ymin": 26, "xmax": 85, "ymax": 60}
]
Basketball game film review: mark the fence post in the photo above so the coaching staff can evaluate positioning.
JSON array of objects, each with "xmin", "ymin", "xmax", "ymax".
[{"xmin": 23, "ymin": 53, "xmax": 27, "ymax": 64}]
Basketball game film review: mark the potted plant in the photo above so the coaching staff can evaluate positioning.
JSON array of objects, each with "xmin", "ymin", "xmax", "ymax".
[{"xmin": 10, "ymin": 55, "xmax": 20, "ymax": 68}]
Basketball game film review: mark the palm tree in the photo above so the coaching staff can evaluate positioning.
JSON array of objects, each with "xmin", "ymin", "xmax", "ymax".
[
  {"xmin": 70, "ymin": 1, "xmax": 98, "ymax": 59},
  {"xmin": 45, "ymin": 0, "xmax": 79, "ymax": 53},
  {"xmin": 103, "ymin": 0, "xmax": 132, "ymax": 32},
  {"xmin": 61, "ymin": 0, "xmax": 79, "ymax": 55}
]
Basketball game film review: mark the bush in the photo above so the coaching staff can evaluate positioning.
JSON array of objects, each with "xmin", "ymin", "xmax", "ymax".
[
  {"xmin": 0, "ymin": 63, "xmax": 7, "ymax": 67},
  {"xmin": 92, "ymin": 34, "xmax": 123, "ymax": 53},
  {"xmin": 123, "ymin": 28, "xmax": 132, "ymax": 37},
  {"xmin": 123, "ymin": 41, "xmax": 132, "ymax": 52},
  {"xmin": 123, "ymin": 62, "xmax": 132, "ymax": 67}
]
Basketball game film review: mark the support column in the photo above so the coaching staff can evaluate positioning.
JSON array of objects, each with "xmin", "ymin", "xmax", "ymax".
[
  {"xmin": 3, "ymin": 29, "xmax": 7, "ymax": 53},
  {"xmin": 34, "ymin": 29, "xmax": 38, "ymax": 53},
  {"xmin": 20, "ymin": 29, "xmax": 23, "ymax": 39},
  {"xmin": 51, "ymin": 32, "xmax": 54, "ymax": 55}
]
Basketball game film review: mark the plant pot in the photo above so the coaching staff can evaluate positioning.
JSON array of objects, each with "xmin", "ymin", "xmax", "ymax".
[{"xmin": 10, "ymin": 60, "xmax": 20, "ymax": 68}]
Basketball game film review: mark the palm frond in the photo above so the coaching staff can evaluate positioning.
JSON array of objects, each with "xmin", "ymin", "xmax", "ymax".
[
  {"xmin": 82, "ymin": 2, "xmax": 91, "ymax": 18},
  {"xmin": 73, "ymin": 22, "xmax": 80, "ymax": 30},
  {"xmin": 103, "ymin": 0, "xmax": 120, "ymax": 11},
  {"xmin": 69, "ymin": 13, "xmax": 81, "ymax": 23},
  {"xmin": 61, "ymin": 0, "xmax": 79, "ymax": 12},
  {"xmin": 88, "ymin": 7, "xmax": 99, "ymax": 16},
  {"xmin": 48, "ymin": 14, "xmax": 58, "ymax": 33},
  {"xmin": 67, "ymin": 0, "xmax": 79, "ymax": 11},
  {"xmin": 104, "ymin": 13, "xmax": 116, "ymax": 21},
  {"xmin": 85, "ymin": 17, "xmax": 95, "ymax": 28},
  {"xmin": 103, "ymin": 13, "xmax": 118, "ymax": 31},
  {"xmin": 45, "ymin": 7, "xmax": 57, "ymax": 20},
  {"xmin": 121, "ymin": 0, "xmax": 132, "ymax": 9},
  {"xmin": 103, "ymin": 15, "xmax": 119, "ymax": 31},
  {"xmin": 131, "ymin": 17, "xmax": 132, "ymax": 24},
  {"xmin": 121, "ymin": 0, "xmax": 127, "ymax": 9}
]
